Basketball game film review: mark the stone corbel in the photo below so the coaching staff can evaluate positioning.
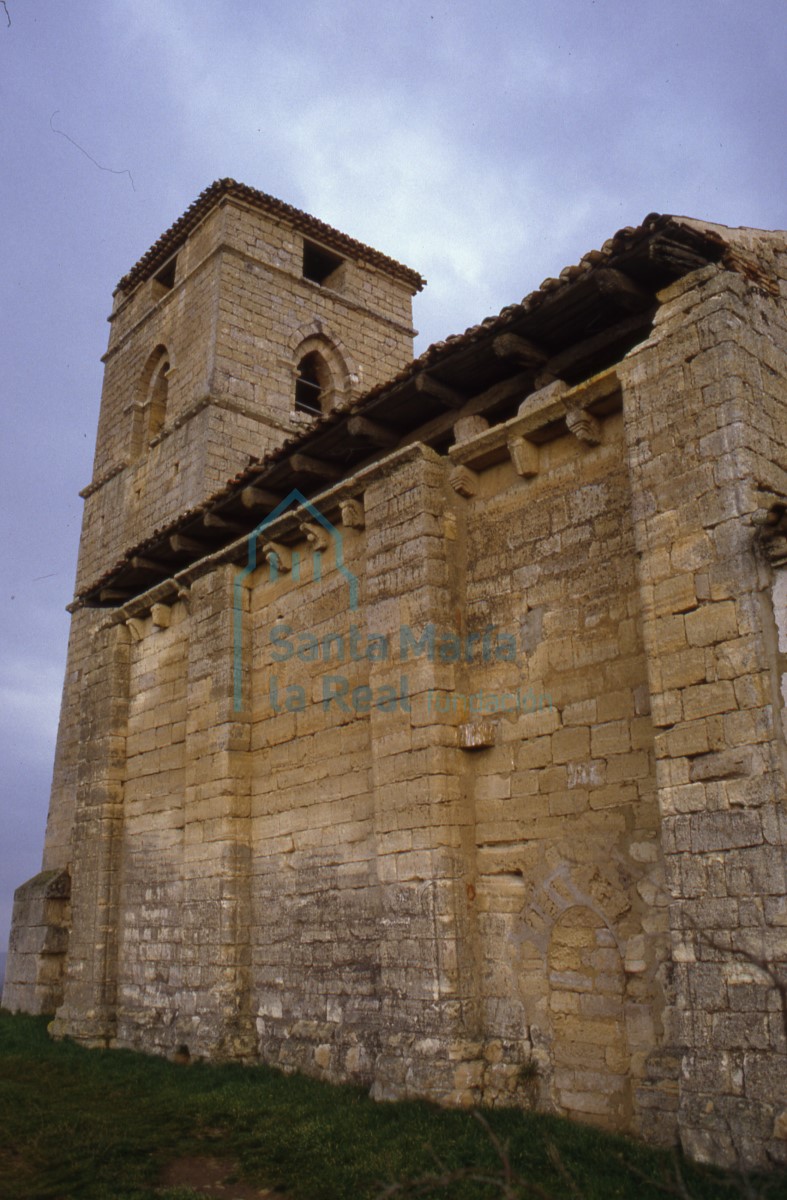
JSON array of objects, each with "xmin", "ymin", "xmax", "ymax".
[
  {"xmin": 126, "ymin": 617, "xmax": 146, "ymax": 642},
  {"xmin": 150, "ymin": 603, "xmax": 171, "ymax": 629},
  {"xmin": 507, "ymin": 436, "xmax": 539, "ymax": 478},
  {"xmin": 565, "ymin": 405, "xmax": 602, "ymax": 446},
  {"xmin": 300, "ymin": 522, "xmax": 330, "ymax": 551},
  {"xmin": 339, "ymin": 497, "xmax": 365, "ymax": 529},
  {"xmin": 766, "ymin": 537, "xmax": 787, "ymax": 568},
  {"xmin": 262, "ymin": 541, "xmax": 292, "ymax": 572},
  {"xmin": 449, "ymin": 464, "xmax": 479, "ymax": 498}
]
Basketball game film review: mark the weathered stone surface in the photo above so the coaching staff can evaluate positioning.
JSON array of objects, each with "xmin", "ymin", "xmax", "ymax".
[
  {"xmin": 2, "ymin": 869, "xmax": 71, "ymax": 1015},
  {"xmin": 5, "ymin": 199, "xmax": 787, "ymax": 1171}
]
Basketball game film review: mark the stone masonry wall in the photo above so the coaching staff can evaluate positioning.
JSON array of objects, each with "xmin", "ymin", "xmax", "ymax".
[
  {"xmin": 37, "ymin": 192, "xmax": 420, "ymax": 955},
  {"xmin": 1, "ymin": 869, "xmax": 70, "ymax": 1015},
  {"xmin": 618, "ymin": 261, "xmax": 787, "ymax": 1167},
  {"xmin": 49, "ymin": 621, "xmax": 130, "ymax": 1045},
  {"xmin": 45, "ymin": 432, "xmax": 668, "ymax": 1132},
  {"xmin": 6, "ymin": 213, "xmax": 787, "ymax": 1174},
  {"xmin": 114, "ymin": 601, "xmax": 189, "ymax": 1052},
  {"xmin": 452, "ymin": 408, "xmax": 666, "ymax": 1133},
  {"xmin": 41, "ymin": 608, "xmax": 104, "ymax": 871}
]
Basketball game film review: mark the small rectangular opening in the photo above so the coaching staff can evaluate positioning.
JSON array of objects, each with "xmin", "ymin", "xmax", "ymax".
[
  {"xmin": 152, "ymin": 256, "xmax": 177, "ymax": 298},
  {"xmin": 303, "ymin": 240, "xmax": 343, "ymax": 287}
]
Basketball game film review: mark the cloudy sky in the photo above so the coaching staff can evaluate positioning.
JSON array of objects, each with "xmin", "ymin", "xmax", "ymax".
[{"xmin": 1, "ymin": 0, "xmax": 785, "ymax": 953}]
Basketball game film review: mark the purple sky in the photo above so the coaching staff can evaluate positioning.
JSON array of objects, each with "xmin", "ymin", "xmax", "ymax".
[{"xmin": 1, "ymin": 0, "xmax": 785, "ymax": 952}]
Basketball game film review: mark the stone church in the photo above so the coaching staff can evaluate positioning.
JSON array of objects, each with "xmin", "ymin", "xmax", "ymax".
[{"xmin": 4, "ymin": 180, "xmax": 787, "ymax": 1169}]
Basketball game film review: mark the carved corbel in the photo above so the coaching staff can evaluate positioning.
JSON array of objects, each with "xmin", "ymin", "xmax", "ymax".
[
  {"xmin": 126, "ymin": 617, "xmax": 146, "ymax": 643},
  {"xmin": 766, "ymin": 537, "xmax": 787, "ymax": 567},
  {"xmin": 301, "ymin": 522, "xmax": 330, "ymax": 551},
  {"xmin": 339, "ymin": 497, "xmax": 365, "ymax": 529},
  {"xmin": 507, "ymin": 436, "xmax": 539, "ymax": 478},
  {"xmin": 565, "ymin": 406, "xmax": 602, "ymax": 446},
  {"xmin": 449, "ymin": 465, "xmax": 479, "ymax": 498},
  {"xmin": 150, "ymin": 603, "xmax": 171, "ymax": 629},
  {"xmin": 262, "ymin": 542, "xmax": 292, "ymax": 572}
]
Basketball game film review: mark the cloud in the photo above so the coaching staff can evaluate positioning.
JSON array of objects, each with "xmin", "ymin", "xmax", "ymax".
[
  {"xmin": 0, "ymin": 656, "xmax": 63, "ymax": 770},
  {"xmin": 102, "ymin": 0, "xmax": 620, "ymax": 348}
]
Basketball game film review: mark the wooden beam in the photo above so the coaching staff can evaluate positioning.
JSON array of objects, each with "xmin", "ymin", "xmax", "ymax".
[
  {"xmin": 493, "ymin": 333, "xmax": 547, "ymax": 368},
  {"xmin": 289, "ymin": 452, "xmax": 342, "ymax": 481},
  {"xmin": 400, "ymin": 369, "xmax": 534, "ymax": 451},
  {"xmin": 130, "ymin": 555, "xmax": 169, "ymax": 573},
  {"xmin": 203, "ymin": 511, "xmax": 246, "ymax": 534},
  {"xmin": 648, "ymin": 231, "xmax": 715, "ymax": 276},
  {"xmin": 347, "ymin": 415, "xmax": 399, "ymax": 449},
  {"xmin": 414, "ymin": 373, "xmax": 466, "ymax": 409},
  {"xmin": 241, "ymin": 485, "xmax": 280, "ymax": 509},
  {"xmin": 544, "ymin": 311, "xmax": 652, "ymax": 379},
  {"xmin": 592, "ymin": 268, "xmax": 654, "ymax": 312},
  {"xmin": 169, "ymin": 533, "xmax": 207, "ymax": 555}
]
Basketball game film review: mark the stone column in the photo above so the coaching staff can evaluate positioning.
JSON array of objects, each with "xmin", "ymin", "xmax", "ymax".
[{"xmin": 620, "ymin": 265, "xmax": 787, "ymax": 1167}]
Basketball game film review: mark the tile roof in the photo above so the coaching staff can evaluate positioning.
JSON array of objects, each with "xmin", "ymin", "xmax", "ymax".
[
  {"xmin": 115, "ymin": 179, "xmax": 426, "ymax": 296},
  {"xmin": 77, "ymin": 210, "xmax": 765, "ymax": 609},
  {"xmin": 329, "ymin": 212, "xmax": 729, "ymax": 402}
]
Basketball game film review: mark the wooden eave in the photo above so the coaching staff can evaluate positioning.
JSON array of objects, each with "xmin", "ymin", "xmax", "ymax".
[{"xmin": 76, "ymin": 214, "xmax": 734, "ymax": 610}]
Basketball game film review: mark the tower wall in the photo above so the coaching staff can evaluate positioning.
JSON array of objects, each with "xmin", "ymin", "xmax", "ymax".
[
  {"xmin": 77, "ymin": 197, "xmax": 417, "ymax": 595},
  {"xmin": 64, "ymin": 183, "xmax": 418, "ymax": 887}
]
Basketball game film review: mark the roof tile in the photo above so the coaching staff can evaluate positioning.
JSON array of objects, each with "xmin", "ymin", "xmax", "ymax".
[{"xmin": 117, "ymin": 178, "xmax": 426, "ymax": 295}]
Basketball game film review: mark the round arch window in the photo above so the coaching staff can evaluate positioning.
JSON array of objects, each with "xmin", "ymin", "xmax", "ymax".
[
  {"xmin": 295, "ymin": 352, "xmax": 332, "ymax": 416},
  {"xmin": 148, "ymin": 357, "xmax": 170, "ymax": 438}
]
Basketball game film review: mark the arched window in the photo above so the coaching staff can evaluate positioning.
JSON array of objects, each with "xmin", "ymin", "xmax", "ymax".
[
  {"xmin": 148, "ymin": 356, "xmax": 170, "ymax": 439},
  {"xmin": 295, "ymin": 351, "xmax": 331, "ymax": 416},
  {"xmin": 131, "ymin": 346, "xmax": 171, "ymax": 459}
]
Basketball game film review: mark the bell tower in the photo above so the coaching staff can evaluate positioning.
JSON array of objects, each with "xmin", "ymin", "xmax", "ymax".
[
  {"xmin": 2, "ymin": 182, "xmax": 423, "ymax": 1015},
  {"xmin": 76, "ymin": 178, "xmax": 424, "ymax": 595}
]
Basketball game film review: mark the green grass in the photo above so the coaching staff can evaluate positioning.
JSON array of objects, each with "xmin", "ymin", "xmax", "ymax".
[{"xmin": 0, "ymin": 1011, "xmax": 785, "ymax": 1200}]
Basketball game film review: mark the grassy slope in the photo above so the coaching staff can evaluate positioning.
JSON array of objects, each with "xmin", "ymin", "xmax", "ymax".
[{"xmin": 0, "ymin": 1012, "xmax": 785, "ymax": 1200}]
